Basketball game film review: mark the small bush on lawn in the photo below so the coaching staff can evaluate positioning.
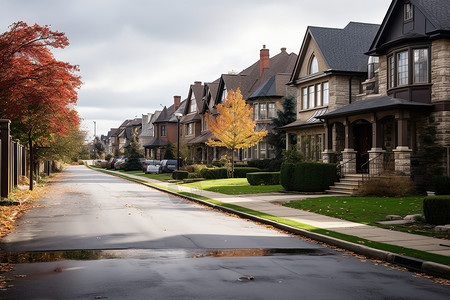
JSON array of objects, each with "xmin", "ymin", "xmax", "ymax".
[
  {"xmin": 188, "ymin": 172, "xmax": 201, "ymax": 179},
  {"xmin": 280, "ymin": 162, "xmax": 337, "ymax": 192},
  {"xmin": 247, "ymin": 172, "xmax": 280, "ymax": 185},
  {"xmin": 432, "ymin": 175, "xmax": 450, "ymax": 195},
  {"xmin": 200, "ymin": 167, "xmax": 261, "ymax": 179},
  {"xmin": 248, "ymin": 159, "xmax": 271, "ymax": 169},
  {"xmin": 172, "ymin": 171, "xmax": 189, "ymax": 180},
  {"xmin": 185, "ymin": 164, "xmax": 208, "ymax": 174},
  {"xmin": 358, "ymin": 175, "xmax": 414, "ymax": 197},
  {"xmin": 423, "ymin": 196, "xmax": 450, "ymax": 225}
]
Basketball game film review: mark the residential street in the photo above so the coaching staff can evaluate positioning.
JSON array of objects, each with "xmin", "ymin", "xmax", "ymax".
[{"xmin": 0, "ymin": 166, "xmax": 449, "ymax": 299}]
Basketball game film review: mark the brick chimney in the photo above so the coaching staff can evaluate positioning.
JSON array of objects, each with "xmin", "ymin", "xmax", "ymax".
[
  {"xmin": 174, "ymin": 96, "xmax": 181, "ymax": 111},
  {"xmin": 260, "ymin": 45, "xmax": 270, "ymax": 78}
]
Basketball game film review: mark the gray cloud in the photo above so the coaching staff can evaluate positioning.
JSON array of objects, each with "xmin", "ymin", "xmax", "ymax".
[{"xmin": 1, "ymin": 0, "xmax": 392, "ymax": 137}]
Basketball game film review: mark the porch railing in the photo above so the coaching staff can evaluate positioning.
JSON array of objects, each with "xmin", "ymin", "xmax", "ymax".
[{"xmin": 361, "ymin": 152, "xmax": 395, "ymax": 184}]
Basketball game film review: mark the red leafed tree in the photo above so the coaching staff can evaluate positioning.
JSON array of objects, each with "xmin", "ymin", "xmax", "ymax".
[{"xmin": 0, "ymin": 22, "xmax": 82, "ymax": 189}]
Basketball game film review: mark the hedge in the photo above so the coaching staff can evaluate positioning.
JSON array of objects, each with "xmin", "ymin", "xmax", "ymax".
[
  {"xmin": 432, "ymin": 176, "xmax": 450, "ymax": 195},
  {"xmin": 200, "ymin": 167, "xmax": 261, "ymax": 179},
  {"xmin": 247, "ymin": 172, "xmax": 280, "ymax": 186},
  {"xmin": 172, "ymin": 171, "xmax": 189, "ymax": 180},
  {"xmin": 280, "ymin": 162, "xmax": 337, "ymax": 192},
  {"xmin": 423, "ymin": 196, "xmax": 450, "ymax": 225}
]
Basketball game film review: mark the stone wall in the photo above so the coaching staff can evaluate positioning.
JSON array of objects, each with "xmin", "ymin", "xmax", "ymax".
[{"xmin": 431, "ymin": 39, "xmax": 450, "ymax": 103}]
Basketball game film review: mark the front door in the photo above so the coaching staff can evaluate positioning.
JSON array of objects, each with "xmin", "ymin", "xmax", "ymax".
[{"xmin": 354, "ymin": 123, "xmax": 372, "ymax": 173}]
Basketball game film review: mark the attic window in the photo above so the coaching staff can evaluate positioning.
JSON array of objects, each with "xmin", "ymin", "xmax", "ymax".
[
  {"xmin": 190, "ymin": 98, "xmax": 197, "ymax": 113},
  {"xmin": 309, "ymin": 55, "xmax": 319, "ymax": 74},
  {"xmin": 404, "ymin": 1, "xmax": 413, "ymax": 21}
]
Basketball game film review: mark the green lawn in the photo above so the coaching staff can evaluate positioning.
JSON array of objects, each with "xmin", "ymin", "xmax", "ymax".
[
  {"xmin": 284, "ymin": 196, "xmax": 449, "ymax": 239},
  {"xmin": 138, "ymin": 173, "xmax": 173, "ymax": 181},
  {"xmin": 181, "ymin": 178, "xmax": 283, "ymax": 195}
]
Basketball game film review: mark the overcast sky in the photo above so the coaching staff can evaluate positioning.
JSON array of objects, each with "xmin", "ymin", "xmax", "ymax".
[{"xmin": 1, "ymin": 0, "xmax": 392, "ymax": 138}]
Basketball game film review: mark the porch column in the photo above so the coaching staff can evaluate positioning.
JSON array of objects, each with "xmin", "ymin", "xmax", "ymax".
[
  {"xmin": 368, "ymin": 116, "xmax": 385, "ymax": 176},
  {"xmin": 342, "ymin": 118, "xmax": 356, "ymax": 174},
  {"xmin": 13, "ymin": 140, "xmax": 19, "ymax": 187},
  {"xmin": 394, "ymin": 112, "xmax": 412, "ymax": 175},
  {"xmin": 322, "ymin": 121, "xmax": 335, "ymax": 163}
]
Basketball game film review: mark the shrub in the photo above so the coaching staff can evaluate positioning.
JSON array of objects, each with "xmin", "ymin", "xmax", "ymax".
[
  {"xmin": 247, "ymin": 172, "xmax": 280, "ymax": 186},
  {"xmin": 188, "ymin": 172, "xmax": 202, "ymax": 179},
  {"xmin": 358, "ymin": 175, "xmax": 414, "ymax": 197},
  {"xmin": 432, "ymin": 176, "xmax": 450, "ymax": 195},
  {"xmin": 200, "ymin": 168, "xmax": 228, "ymax": 179},
  {"xmin": 280, "ymin": 162, "xmax": 337, "ymax": 192},
  {"xmin": 172, "ymin": 171, "xmax": 189, "ymax": 180},
  {"xmin": 234, "ymin": 167, "xmax": 261, "ymax": 178},
  {"xmin": 185, "ymin": 164, "xmax": 208, "ymax": 174},
  {"xmin": 280, "ymin": 163, "xmax": 296, "ymax": 191},
  {"xmin": 423, "ymin": 196, "xmax": 450, "ymax": 225},
  {"xmin": 200, "ymin": 167, "xmax": 261, "ymax": 179},
  {"xmin": 248, "ymin": 159, "xmax": 271, "ymax": 169},
  {"xmin": 268, "ymin": 159, "xmax": 283, "ymax": 172}
]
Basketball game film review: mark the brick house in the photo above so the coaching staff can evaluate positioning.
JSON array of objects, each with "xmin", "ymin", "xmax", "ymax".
[
  {"xmin": 317, "ymin": 0, "xmax": 449, "ymax": 190},
  {"xmin": 139, "ymin": 110, "xmax": 161, "ymax": 154},
  {"xmin": 144, "ymin": 96, "xmax": 185, "ymax": 160},
  {"xmin": 213, "ymin": 46, "xmax": 297, "ymax": 161},
  {"xmin": 110, "ymin": 118, "xmax": 142, "ymax": 156}
]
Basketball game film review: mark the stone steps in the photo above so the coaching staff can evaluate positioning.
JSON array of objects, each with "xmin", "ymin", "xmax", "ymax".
[{"xmin": 326, "ymin": 174, "xmax": 364, "ymax": 195}]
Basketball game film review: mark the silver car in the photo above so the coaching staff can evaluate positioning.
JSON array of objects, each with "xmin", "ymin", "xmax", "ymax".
[{"xmin": 145, "ymin": 161, "xmax": 161, "ymax": 174}]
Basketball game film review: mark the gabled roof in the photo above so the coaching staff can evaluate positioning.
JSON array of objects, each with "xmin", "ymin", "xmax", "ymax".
[
  {"xmin": 367, "ymin": 0, "xmax": 450, "ymax": 55},
  {"xmin": 154, "ymin": 100, "xmax": 186, "ymax": 123},
  {"xmin": 182, "ymin": 82, "xmax": 204, "ymax": 122},
  {"xmin": 248, "ymin": 74, "xmax": 292, "ymax": 99},
  {"xmin": 215, "ymin": 48, "xmax": 297, "ymax": 104},
  {"xmin": 202, "ymin": 79, "xmax": 220, "ymax": 114},
  {"xmin": 319, "ymin": 96, "xmax": 433, "ymax": 119},
  {"xmin": 309, "ymin": 22, "xmax": 380, "ymax": 73}
]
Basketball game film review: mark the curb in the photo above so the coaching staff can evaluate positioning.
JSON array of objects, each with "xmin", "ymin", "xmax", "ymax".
[{"xmin": 90, "ymin": 167, "xmax": 450, "ymax": 279}]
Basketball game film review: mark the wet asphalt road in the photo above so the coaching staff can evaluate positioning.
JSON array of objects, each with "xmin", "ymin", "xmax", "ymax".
[{"xmin": 0, "ymin": 165, "xmax": 449, "ymax": 299}]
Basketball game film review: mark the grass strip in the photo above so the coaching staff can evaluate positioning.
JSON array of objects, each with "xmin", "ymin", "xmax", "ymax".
[{"xmin": 179, "ymin": 191, "xmax": 450, "ymax": 266}]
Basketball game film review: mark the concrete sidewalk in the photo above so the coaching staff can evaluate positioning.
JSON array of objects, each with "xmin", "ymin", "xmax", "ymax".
[{"xmin": 109, "ymin": 170, "xmax": 450, "ymax": 258}]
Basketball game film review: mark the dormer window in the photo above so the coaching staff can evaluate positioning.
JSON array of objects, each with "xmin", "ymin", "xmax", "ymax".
[
  {"xmin": 404, "ymin": 1, "xmax": 413, "ymax": 21},
  {"xmin": 309, "ymin": 55, "xmax": 319, "ymax": 74}
]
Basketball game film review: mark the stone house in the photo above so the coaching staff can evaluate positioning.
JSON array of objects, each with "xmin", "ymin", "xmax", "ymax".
[
  {"xmin": 110, "ymin": 118, "xmax": 142, "ymax": 156},
  {"xmin": 283, "ymin": 22, "xmax": 380, "ymax": 163},
  {"xmin": 318, "ymin": 0, "xmax": 449, "ymax": 190},
  {"xmin": 144, "ymin": 96, "xmax": 185, "ymax": 160}
]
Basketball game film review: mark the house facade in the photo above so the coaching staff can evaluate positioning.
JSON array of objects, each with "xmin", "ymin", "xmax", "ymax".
[
  {"xmin": 144, "ymin": 96, "xmax": 185, "ymax": 160},
  {"xmin": 317, "ymin": 0, "xmax": 449, "ymax": 186},
  {"xmin": 284, "ymin": 22, "xmax": 381, "ymax": 163}
]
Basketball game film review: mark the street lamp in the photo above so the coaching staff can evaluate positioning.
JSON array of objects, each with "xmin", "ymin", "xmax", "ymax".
[{"xmin": 174, "ymin": 112, "xmax": 183, "ymax": 170}]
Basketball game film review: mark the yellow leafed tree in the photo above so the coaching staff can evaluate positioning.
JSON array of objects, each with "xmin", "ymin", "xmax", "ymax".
[{"xmin": 206, "ymin": 88, "xmax": 267, "ymax": 177}]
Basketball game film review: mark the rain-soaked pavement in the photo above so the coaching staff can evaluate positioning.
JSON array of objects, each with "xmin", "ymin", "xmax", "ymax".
[{"xmin": 0, "ymin": 165, "xmax": 449, "ymax": 299}]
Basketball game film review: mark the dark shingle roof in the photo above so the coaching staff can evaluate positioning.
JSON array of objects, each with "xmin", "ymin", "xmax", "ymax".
[
  {"xmin": 319, "ymin": 96, "xmax": 433, "ymax": 119},
  {"xmin": 217, "ymin": 48, "xmax": 297, "ymax": 102},
  {"xmin": 144, "ymin": 138, "xmax": 167, "ymax": 148},
  {"xmin": 309, "ymin": 22, "xmax": 380, "ymax": 73},
  {"xmin": 412, "ymin": 0, "xmax": 450, "ymax": 30},
  {"xmin": 248, "ymin": 73, "xmax": 292, "ymax": 99},
  {"xmin": 282, "ymin": 108, "xmax": 328, "ymax": 129},
  {"xmin": 154, "ymin": 100, "xmax": 186, "ymax": 123}
]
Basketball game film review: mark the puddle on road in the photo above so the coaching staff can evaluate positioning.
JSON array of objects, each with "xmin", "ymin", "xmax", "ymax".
[{"xmin": 0, "ymin": 248, "xmax": 333, "ymax": 264}]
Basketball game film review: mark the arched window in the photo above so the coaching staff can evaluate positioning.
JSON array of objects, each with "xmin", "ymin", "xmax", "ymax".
[{"xmin": 309, "ymin": 55, "xmax": 319, "ymax": 74}]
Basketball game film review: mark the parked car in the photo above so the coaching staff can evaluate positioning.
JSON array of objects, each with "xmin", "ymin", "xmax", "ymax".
[
  {"xmin": 107, "ymin": 157, "xmax": 119, "ymax": 169},
  {"xmin": 142, "ymin": 160, "xmax": 160, "ymax": 172},
  {"xmin": 114, "ymin": 158, "xmax": 127, "ymax": 170},
  {"xmin": 159, "ymin": 160, "xmax": 177, "ymax": 173},
  {"xmin": 145, "ymin": 161, "xmax": 161, "ymax": 174}
]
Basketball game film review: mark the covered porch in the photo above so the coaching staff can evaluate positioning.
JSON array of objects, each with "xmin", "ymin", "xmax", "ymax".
[{"xmin": 319, "ymin": 96, "xmax": 433, "ymax": 177}]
